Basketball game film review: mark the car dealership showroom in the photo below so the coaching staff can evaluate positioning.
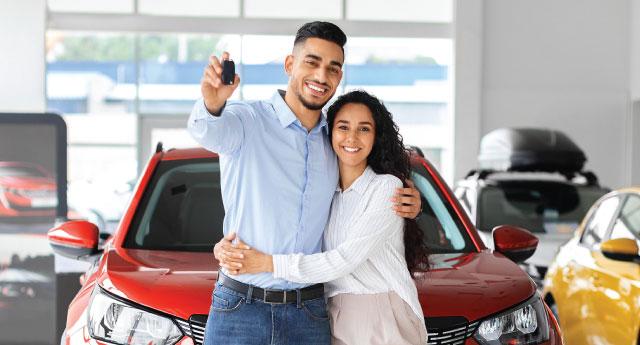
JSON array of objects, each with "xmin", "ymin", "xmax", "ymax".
[{"xmin": 1, "ymin": 0, "xmax": 640, "ymax": 344}]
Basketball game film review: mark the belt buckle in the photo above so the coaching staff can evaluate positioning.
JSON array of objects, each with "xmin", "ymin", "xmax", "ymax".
[{"xmin": 263, "ymin": 288, "xmax": 287, "ymax": 304}]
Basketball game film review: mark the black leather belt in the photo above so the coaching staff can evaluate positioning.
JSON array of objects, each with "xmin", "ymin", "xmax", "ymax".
[{"xmin": 218, "ymin": 273, "xmax": 324, "ymax": 304}]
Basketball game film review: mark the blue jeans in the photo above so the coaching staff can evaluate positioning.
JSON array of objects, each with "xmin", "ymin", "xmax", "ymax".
[{"xmin": 203, "ymin": 282, "xmax": 331, "ymax": 345}]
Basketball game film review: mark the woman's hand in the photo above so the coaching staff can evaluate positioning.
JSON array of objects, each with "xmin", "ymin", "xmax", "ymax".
[
  {"xmin": 218, "ymin": 238, "xmax": 274, "ymax": 275},
  {"xmin": 213, "ymin": 232, "xmax": 250, "ymax": 269}
]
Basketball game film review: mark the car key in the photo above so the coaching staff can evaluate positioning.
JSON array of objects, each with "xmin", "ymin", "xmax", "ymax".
[{"xmin": 221, "ymin": 59, "xmax": 235, "ymax": 85}]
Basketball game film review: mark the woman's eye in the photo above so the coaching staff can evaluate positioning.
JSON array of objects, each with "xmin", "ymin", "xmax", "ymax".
[
  {"xmin": 360, "ymin": 127, "xmax": 371, "ymax": 132},
  {"xmin": 338, "ymin": 125, "xmax": 349, "ymax": 130}
]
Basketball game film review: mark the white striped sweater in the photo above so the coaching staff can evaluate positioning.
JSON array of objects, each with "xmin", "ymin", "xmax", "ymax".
[{"xmin": 273, "ymin": 166, "xmax": 425, "ymax": 325}]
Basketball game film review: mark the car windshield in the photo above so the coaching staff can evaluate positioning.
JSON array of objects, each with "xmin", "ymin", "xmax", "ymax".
[
  {"xmin": 0, "ymin": 166, "xmax": 47, "ymax": 177},
  {"xmin": 125, "ymin": 158, "xmax": 475, "ymax": 254},
  {"xmin": 125, "ymin": 159, "xmax": 224, "ymax": 252},
  {"xmin": 477, "ymin": 182, "xmax": 608, "ymax": 234}
]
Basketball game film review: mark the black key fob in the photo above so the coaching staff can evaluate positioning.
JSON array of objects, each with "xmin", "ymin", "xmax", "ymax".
[{"xmin": 221, "ymin": 59, "xmax": 235, "ymax": 85}]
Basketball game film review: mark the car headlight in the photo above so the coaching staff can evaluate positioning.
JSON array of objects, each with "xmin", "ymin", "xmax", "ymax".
[
  {"xmin": 88, "ymin": 287, "xmax": 183, "ymax": 345},
  {"xmin": 474, "ymin": 294, "xmax": 550, "ymax": 345}
]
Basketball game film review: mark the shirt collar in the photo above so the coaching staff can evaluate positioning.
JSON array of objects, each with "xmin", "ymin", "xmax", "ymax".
[
  {"xmin": 271, "ymin": 90, "xmax": 328, "ymax": 134},
  {"xmin": 337, "ymin": 166, "xmax": 376, "ymax": 195}
]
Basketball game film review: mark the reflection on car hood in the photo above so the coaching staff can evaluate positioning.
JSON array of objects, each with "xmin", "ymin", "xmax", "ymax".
[
  {"xmin": 98, "ymin": 249, "xmax": 535, "ymax": 322},
  {"xmin": 98, "ymin": 249, "xmax": 219, "ymax": 320},
  {"xmin": 417, "ymin": 252, "xmax": 536, "ymax": 322}
]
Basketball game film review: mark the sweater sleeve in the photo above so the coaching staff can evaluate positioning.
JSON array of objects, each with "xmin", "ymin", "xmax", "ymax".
[{"xmin": 272, "ymin": 176, "xmax": 403, "ymax": 283}]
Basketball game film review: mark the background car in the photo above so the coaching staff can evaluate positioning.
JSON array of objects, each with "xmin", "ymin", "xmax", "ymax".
[
  {"xmin": 67, "ymin": 178, "xmax": 134, "ymax": 232},
  {"xmin": 49, "ymin": 145, "xmax": 562, "ymax": 345},
  {"xmin": 543, "ymin": 187, "xmax": 640, "ymax": 344},
  {"xmin": 0, "ymin": 161, "xmax": 57, "ymax": 222},
  {"xmin": 454, "ymin": 128, "xmax": 609, "ymax": 284}
]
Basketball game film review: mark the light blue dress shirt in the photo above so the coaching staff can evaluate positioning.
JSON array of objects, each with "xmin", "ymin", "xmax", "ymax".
[{"xmin": 187, "ymin": 90, "xmax": 339, "ymax": 289}]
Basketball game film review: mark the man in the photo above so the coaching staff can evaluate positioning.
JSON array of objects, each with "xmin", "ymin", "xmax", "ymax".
[{"xmin": 188, "ymin": 21, "xmax": 421, "ymax": 345}]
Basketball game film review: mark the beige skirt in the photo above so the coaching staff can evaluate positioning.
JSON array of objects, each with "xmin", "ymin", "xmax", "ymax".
[{"xmin": 328, "ymin": 292, "xmax": 427, "ymax": 345}]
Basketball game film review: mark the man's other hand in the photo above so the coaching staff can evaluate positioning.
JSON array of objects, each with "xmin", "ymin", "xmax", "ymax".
[{"xmin": 392, "ymin": 179, "xmax": 422, "ymax": 219}]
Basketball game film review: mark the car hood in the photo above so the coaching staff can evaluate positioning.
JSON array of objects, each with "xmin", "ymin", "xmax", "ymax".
[
  {"xmin": 98, "ymin": 249, "xmax": 535, "ymax": 323},
  {"xmin": 98, "ymin": 249, "xmax": 219, "ymax": 320},
  {"xmin": 417, "ymin": 251, "xmax": 536, "ymax": 322}
]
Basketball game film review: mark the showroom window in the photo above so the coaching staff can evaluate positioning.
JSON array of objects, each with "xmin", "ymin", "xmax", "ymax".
[
  {"xmin": 46, "ymin": 32, "xmax": 137, "ymax": 204},
  {"xmin": 45, "ymin": 0, "xmax": 454, "ymax": 226}
]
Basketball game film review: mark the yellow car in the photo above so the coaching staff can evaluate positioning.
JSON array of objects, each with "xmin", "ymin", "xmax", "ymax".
[{"xmin": 542, "ymin": 187, "xmax": 640, "ymax": 344}]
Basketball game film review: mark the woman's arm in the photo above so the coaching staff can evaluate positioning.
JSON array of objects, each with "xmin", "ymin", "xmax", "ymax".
[{"xmin": 227, "ymin": 177, "xmax": 403, "ymax": 283}]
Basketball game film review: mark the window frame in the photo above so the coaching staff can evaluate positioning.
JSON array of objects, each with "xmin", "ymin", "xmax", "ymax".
[
  {"xmin": 579, "ymin": 194, "xmax": 624, "ymax": 249},
  {"xmin": 605, "ymin": 193, "xmax": 640, "ymax": 243}
]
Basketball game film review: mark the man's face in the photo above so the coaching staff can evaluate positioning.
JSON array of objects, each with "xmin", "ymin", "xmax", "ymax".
[{"xmin": 285, "ymin": 38, "xmax": 344, "ymax": 111}]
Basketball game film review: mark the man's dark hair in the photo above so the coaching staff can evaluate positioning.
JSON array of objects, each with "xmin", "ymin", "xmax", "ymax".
[{"xmin": 294, "ymin": 21, "xmax": 347, "ymax": 52}]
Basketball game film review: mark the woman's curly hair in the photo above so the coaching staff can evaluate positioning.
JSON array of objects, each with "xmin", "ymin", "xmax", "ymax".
[{"xmin": 326, "ymin": 90, "xmax": 429, "ymax": 274}]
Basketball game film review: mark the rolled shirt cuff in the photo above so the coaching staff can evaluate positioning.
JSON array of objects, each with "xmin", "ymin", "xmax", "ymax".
[
  {"xmin": 193, "ymin": 98, "xmax": 226, "ymax": 120},
  {"xmin": 272, "ymin": 254, "xmax": 289, "ymax": 280}
]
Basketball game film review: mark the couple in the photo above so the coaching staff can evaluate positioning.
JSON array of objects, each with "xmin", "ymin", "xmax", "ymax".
[{"xmin": 188, "ymin": 21, "xmax": 429, "ymax": 345}]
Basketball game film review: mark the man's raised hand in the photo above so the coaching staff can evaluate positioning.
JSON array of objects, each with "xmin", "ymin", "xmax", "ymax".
[{"xmin": 201, "ymin": 51, "xmax": 240, "ymax": 114}]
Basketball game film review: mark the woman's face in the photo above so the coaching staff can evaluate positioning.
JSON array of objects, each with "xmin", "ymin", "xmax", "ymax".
[{"xmin": 331, "ymin": 102, "xmax": 376, "ymax": 170}]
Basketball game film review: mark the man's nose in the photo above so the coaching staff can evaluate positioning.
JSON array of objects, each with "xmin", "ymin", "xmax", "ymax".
[{"xmin": 314, "ymin": 67, "xmax": 328, "ymax": 83}]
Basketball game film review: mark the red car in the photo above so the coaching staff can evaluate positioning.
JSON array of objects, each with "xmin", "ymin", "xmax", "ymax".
[
  {"xmin": 0, "ymin": 161, "xmax": 57, "ymax": 220},
  {"xmin": 48, "ymin": 147, "xmax": 563, "ymax": 345}
]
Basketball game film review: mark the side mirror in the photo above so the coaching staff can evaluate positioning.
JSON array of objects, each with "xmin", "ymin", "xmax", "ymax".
[
  {"xmin": 493, "ymin": 225, "xmax": 539, "ymax": 263},
  {"xmin": 47, "ymin": 220, "xmax": 100, "ymax": 260},
  {"xmin": 601, "ymin": 238, "xmax": 640, "ymax": 263}
]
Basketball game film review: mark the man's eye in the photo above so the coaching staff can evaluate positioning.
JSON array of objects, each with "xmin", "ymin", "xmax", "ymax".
[
  {"xmin": 329, "ymin": 68, "xmax": 340, "ymax": 74},
  {"xmin": 305, "ymin": 60, "xmax": 317, "ymax": 66}
]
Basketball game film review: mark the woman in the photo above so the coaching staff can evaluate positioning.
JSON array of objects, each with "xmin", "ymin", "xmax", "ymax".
[{"xmin": 224, "ymin": 90, "xmax": 429, "ymax": 344}]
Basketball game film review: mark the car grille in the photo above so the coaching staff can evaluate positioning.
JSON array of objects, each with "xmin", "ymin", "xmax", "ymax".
[
  {"xmin": 176, "ymin": 315, "xmax": 207, "ymax": 345},
  {"xmin": 425, "ymin": 316, "xmax": 479, "ymax": 345},
  {"xmin": 178, "ymin": 314, "xmax": 480, "ymax": 345}
]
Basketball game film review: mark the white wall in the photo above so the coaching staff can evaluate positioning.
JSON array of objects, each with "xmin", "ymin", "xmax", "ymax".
[
  {"xmin": 455, "ymin": 0, "xmax": 632, "ymax": 189},
  {"xmin": 453, "ymin": 0, "xmax": 483, "ymax": 182},
  {"xmin": 630, "ymin": 0, "xmax": 640, "ymax": 185},
  {"xmin": 631, "ymin": 0, "xmax": 640, "ymax": 101},
  {"xmin": 0, "ymin": 0, "xmax": 46, "ymax": 113}
]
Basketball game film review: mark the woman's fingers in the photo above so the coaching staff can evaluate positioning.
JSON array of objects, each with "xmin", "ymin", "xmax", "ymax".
[
  {"xmin": 226, "ymin": 269, "xmax": 240, "ymax": 275},
  {"xmin": 222, "ymin": 247, "xmax": 245, "ymax": 259},
  {"xmin": 220, "ymin": 261, "xmax": 242, "ymax": 270}
]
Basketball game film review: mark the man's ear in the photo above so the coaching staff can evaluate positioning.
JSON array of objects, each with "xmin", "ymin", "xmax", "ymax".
[{"xmin": 284, "ymin": 54, "xmax": 294, "ymax": 76}]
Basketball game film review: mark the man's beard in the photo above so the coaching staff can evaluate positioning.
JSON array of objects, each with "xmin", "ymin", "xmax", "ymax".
[{"xmin": 296, "ymin": 91, "xmax": 329, "ymax": 111}]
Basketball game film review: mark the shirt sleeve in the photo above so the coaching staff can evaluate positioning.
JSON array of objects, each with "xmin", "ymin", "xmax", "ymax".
[
  {"xmin": 187, "ymin": 98, "xmax": 253, "ymax": 155},
  {"xmin": 272, "ymin": 176, "xmax": 404, "ymax": 283}
]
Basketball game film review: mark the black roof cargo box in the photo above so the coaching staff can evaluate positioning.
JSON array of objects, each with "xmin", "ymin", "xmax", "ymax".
[{"xmin": 478, "ymin": 128, "xmax": 586, "ymax": 173}]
